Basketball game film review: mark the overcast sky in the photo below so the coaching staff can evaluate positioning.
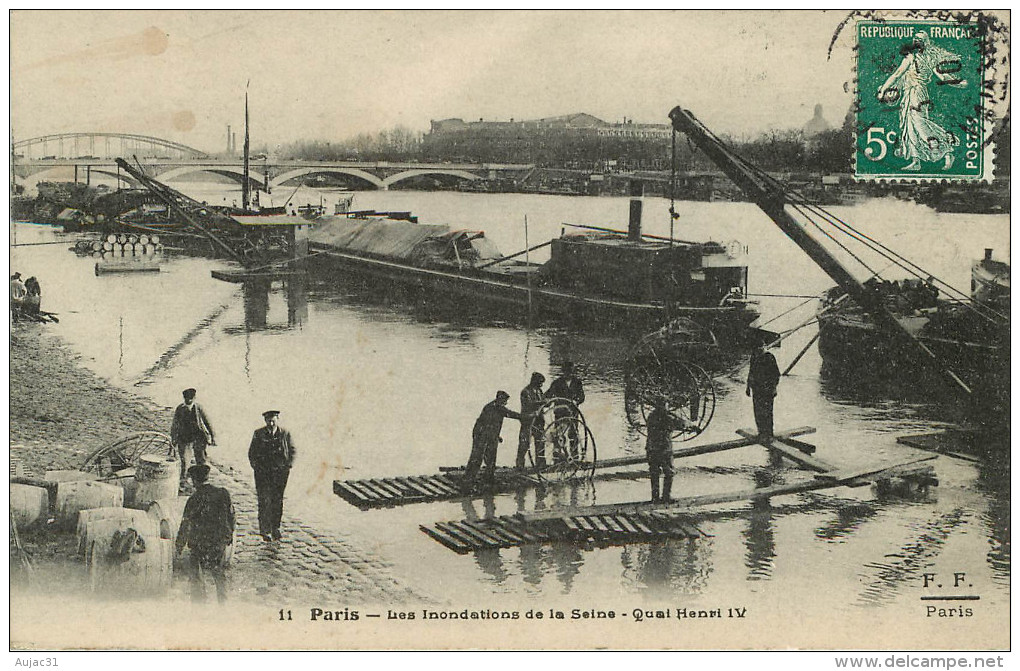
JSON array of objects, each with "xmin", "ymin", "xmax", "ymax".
[{"xmin": 12, "ymin": 10, "xmax": 860, "ymax": 153}]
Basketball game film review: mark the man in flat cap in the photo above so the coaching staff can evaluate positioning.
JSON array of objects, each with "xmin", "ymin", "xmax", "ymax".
[
  {"xmin": 176, "ymin": 464, "xmax": 235, "ymax": 603},
  {"xmin": 170, "ymin": 388, "xmax": 216, "ymax": 489},
  {"xmin": 462, "ymin": 391, "xmax": 521, "ymax": 491},
  {"xmin": 248, "ymin": 410, "xmax": 296, "ymax": 541}
]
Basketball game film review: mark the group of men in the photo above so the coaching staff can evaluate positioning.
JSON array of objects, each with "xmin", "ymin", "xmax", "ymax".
[
  {"xmin": 10, "ymin": 272, "xmax": 41, "ymax": 320},
  {"xmin": 462, "ymin": 361, "xmax": 585, "ymax": 490},
  {"xmin": 171, "ymin": 342, "xmax": 781, "ymax": 599},
  {"xmin": 170, "ymin": 388, "xmax": 297, "ymax": 602}
]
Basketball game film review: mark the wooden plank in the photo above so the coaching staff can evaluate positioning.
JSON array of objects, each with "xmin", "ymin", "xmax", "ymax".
[
  {"xmin": 778, "ymin": 436, "xmax": 817, "ymax": 455},
  {"xmin": 522, "ymin": 475, "xmax": 849, "ymax": 522},
  {"xmin": 628, "ymin": 515, "xmax": 655, "ymax": 534},
  {"xmin": 398, "ymin": 478, "xmax": 438, "ymax": 499},
  {"xmin": 446, "ymin": 521, "xmax": 502, "ymax": 549},
  {"xmin": 601, "ymin": 516, "xmax": 626, "ymax": 534},
  {"xmin": 615, "ymin": 515, "xmax": 641, "ymax": 535},
  {"xmin": 587, "ymin": 517, "xmax": 610, "ymax": 533},
  {"xmin": 434, "ymin": 522, "xmax": 483, "ymax": 548},
  {"xmin": 674, "ymin": 522, "xmax": 702, "ymax": 538},
  {"xmin": 503, "ymin": 513, "xmax": 546, "ymax": 542},
  {"xmin": 345, "ymin": 480, "xmax": 384, "ymax": 501},
  {"xmin": 333, "ymin": 482, "xmax": 369, "ymax": 502},
  {"xmin": 368, "ymin": 479, "xmax": 405, "ymax": 498},
  {"xmin": 358, "ymin": 480, "xmax": 395, "ymax": 499},
  {"xmin": 593, "ymin": 426, "xmax": 817, "ymax": 471},
  {"xmin": 433, "ymin": 474, "xmax": 464, "ymax": 491},
  {"xmin": 735, "ymin": 430, "xmax": 836, "ymax": 473},
  {"xmin": 384, "ymin": 478, "xmax": 418, "ymax": 496},
  {"xmin": 573, "ymin": 516, "xmax": 596, "ymax": 534},
  {"xmin": 562, "ymin": 517, "xmax": 582, "ymax": 533},
  {"xmin": 815, "ymin": 456, "xmax": 937, "ymax": 484},
  {"xmin": 501, "ymin": 516, "xmax": 543, "ymax": 543},
  {"xmin": 408, "ymin": 476, "xmax": 448, "ymax": 496},
  {"xmin": 485, "ymin": 521, "xmax": 526, "ymax": 544},
  {"xmin": 419, "ymin": 525, "xmax": 472, "ymax": 554},
  {"xmin": 460, "ymin": 520, "xmax": 515, "ymax": 547},
  {"xmin": 419, "ymin": 475, "xmax": 457, "ymax": 495}
]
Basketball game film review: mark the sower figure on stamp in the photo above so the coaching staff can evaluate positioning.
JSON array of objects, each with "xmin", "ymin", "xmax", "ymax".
[
  {"xmin": 175, "ymin": 464, "xmax": 235, "ymax": 603},
  {"xmin": 170, "ymin": 388, "xmax": 216, "ymax": 489},
  {"xmin": 877, "ymin": 31, "xmax": 966, "ymax": 172},
  {"xmin": 546, "ymin": 361, "xmax": 585, "ymax": 462},
  {"xmin": 746, "ymin": 341, "xmax": 780, "ymax": 457},
  {"xmin": 517, "ymin": 372, "xmax": 546, "ymax": 470},
  {"xmin": 463, "ymin": 391, "xmax": 521, "ymax": 491},
  {"xmin": 645, "ymin": 396, "xmax": 689, "ymax": 503},
  {"xmin": 248, "ymin": 410, "xmax": 296, "ymax": 541}
]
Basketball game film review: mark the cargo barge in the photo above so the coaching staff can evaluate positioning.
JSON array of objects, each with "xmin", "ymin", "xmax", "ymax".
[{"xmin": 304, "ymin": 195, "xmax": 760, "ymax": 339}]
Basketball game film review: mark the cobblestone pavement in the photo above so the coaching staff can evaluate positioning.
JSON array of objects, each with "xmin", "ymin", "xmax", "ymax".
[{"xmin": 11, "ymin": 324, "xmax": 431, "ymax": 605}]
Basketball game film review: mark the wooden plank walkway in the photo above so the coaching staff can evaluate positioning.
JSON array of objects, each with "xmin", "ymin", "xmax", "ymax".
[
  {"xmin": 420, "ymin": 511, "xmax": 710, "ymax": 554},
  {"xmin": 334, "ymin": 426, "xmax": 817, "ymax": 510}
]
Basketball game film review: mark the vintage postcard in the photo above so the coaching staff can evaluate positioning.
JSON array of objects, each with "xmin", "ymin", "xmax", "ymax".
[{"xmin": 8, "ymin": 10, "xmax": 1010, "ymax": 654}]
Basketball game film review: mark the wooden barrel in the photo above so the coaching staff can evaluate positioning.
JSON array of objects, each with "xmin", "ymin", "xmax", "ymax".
[
  {"xmin": 116, "ymin": 234, "xmax": 127, "ymax": 244},
  {"xmin": 138, "ymin": 234, "xmax": 150, "ymax": 246},
  {"xmin": 146, "ymin": 496, "xmax": 188, "ymax": 545},
  {"xmin": 133, "ymin": 455, "xmax": 178, "ymax": 508},
  {"xmin": 11, "ymin": 484, "xmax": 49, "ymax": 528},
  {"xmin": 100, "ymin": 467, "xmax": 138, "ymax": 507},
  {"xmin": 86, "ymin": 519, "xmax": 172, "ymax": 596},
  {"xmin": 150, "ymin": 235, "xmax": 160, "ymax": 245},
  {"xmin": 102, "ymin": 241, "xmax": 114, "ymax": 251},
  {"xmin": 77, "ymin": 507, "xmax": 154, "ymax": 556},
  {"xmin": 91, "ymin": 240, "xmax": 103, "ymax": 251},
  {"xmin": 127, "ymin": 234, "xmax": 139, "ymax": 244},
  {"xmin": 53, "ymin": 480, "xmax": 124, "ymax": 528},
  {"xmin": 106, "ymin": 234, "xmax": 117, "ymax": 244},
  {"xmin": 45, "ymin": 469, "xmax": 98, "ymax": 483},
  {"xmin": 140, "ymin": 244, "xmax": 153, "ymax": 255}
]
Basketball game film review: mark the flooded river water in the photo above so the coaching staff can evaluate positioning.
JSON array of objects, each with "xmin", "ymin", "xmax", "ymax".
[{"xmin": 11, "ymin": 186, "xmax": 1009, "ymax": 643}]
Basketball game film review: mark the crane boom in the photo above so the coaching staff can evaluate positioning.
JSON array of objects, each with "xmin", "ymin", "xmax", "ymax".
[{"xmin": 668, "ymin": 106, "xmax": 971, "ymax": 395}]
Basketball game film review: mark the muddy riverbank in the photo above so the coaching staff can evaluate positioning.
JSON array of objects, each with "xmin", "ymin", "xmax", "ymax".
[{"xmin": 10, "ymin": 323, "xmax": 429, "ymax": 644}]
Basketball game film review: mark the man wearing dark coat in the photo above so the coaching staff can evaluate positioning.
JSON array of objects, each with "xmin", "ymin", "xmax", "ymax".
[
  {"xmin": 170, "ymin": 388, "xmax": 216, "ymax": 487},
  {"xmin": 746, "ymin": 345, "xmax": 781, "ymax": 442},
  {"xmin": 175, "ymin": 464, "xmax": 235, "ymax": 603},
  {"xmin": 517, "ymin": 372, "xmax": 547, "ymax": 469},
  {"xmin": 463, "ymin": 391, "xmax": 521, "ymax": 489},
  {"xmin": 546, "ymin": 361, "xmax": 585, "ymax": 461},
  {"xmin": 248, "ymin": 410, "xmax": 296, "ymax": 541},
  {"xmin": 645, "ymin": 397, "xmax": 689, "ymax": 503}
]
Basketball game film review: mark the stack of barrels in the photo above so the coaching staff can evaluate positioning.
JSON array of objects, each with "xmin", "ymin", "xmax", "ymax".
[{"xmin": 73, "ymin": 233, "xmax": 163, "ymax": 258}]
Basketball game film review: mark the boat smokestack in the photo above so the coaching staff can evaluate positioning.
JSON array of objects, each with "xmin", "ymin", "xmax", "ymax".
[
  {"xmin": 628, "ymin": 180, "xmax": 644, "ymax": 242},
  {"xmin": 985, "ymin": 248, "xmax": 993, "ymax": 261},
  {"xmin": 227, "ymin": 125, "xmax": 232, "ymax": 154}
]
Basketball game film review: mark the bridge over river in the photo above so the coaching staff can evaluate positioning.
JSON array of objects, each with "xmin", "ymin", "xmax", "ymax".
[{"xmin": 13, "ymin": 132, "xmax": 535, "ymax": 191}]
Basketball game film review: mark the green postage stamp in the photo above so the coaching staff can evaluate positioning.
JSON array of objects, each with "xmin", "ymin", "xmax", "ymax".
[{"xmin": 855, "ymin": 19, "xmax": 991, "ymax": 181}]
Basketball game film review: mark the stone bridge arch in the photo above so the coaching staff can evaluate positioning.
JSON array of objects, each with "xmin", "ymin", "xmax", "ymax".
[
  {"xmin": 157, "ymin": 165, "xmax": 265, "ymax": 190},
  {"xmin": 383, "ymin": 169, "xmax": 480, "ymax": 189},
  {"xmin": 270, "ymin": 167, "xmax": 385, "ymax": 190}
]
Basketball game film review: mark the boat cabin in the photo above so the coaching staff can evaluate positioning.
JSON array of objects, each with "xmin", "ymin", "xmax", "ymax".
[{"xmin": 541, "ymin": 233, "xmax": 748, "ymax": 307}]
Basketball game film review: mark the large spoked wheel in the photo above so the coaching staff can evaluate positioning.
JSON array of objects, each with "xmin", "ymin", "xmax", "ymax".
[
  {"xmin": 526, "ymin": 398, "xmax": 597, "ymax": 483},
  {"xmin": 80, "ymin": 431, "xmax": 175, "ymax": 478},
  {"xmin": 625, "ymin": 361, "xmax": 716, "ymax": 441}
]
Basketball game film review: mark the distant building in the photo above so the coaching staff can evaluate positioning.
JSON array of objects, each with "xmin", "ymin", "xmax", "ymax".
[
  {"xmin": 804, "ymin": 104, "xmax": 832, "ymax": 137},
  {"xmin": 422, "ymin": 113, "xmax": 672, "ymax": 168}
]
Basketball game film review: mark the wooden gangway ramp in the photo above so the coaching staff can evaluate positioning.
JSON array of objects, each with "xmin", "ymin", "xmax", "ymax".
[
  {"xmin": 420, "ymin": 511, "xmax": 709, "ymax": 554},
  {"xmin": 418, "ymin": 432, "xmax": 939, "ymax": 554},
  {"xmin": 333, "ymin": 426, "xmax": 818, "ymax": 510}
]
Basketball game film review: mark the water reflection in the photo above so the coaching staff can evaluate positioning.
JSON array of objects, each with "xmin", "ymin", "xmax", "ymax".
[
  {"xmin": 461, "ymin": 495, "xmax": 507, "ymax": 585},
  {"xmin": 242, "ymin": 279, "xmax": 271, "ymax": 331},
  {"xmin": 856, "ymin": 508, "xmax": 967, "ymax": 607},
  {"xmin": 744, "ymin": 498, "xmax": 776, "ymax": 581},
  {"xmin": 621, "ymin": 538, "xmax": 712, "ymax": 597},
  {"xmin": 286, "ymin": 275, "xmax": 308, "ymax": 328}
]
